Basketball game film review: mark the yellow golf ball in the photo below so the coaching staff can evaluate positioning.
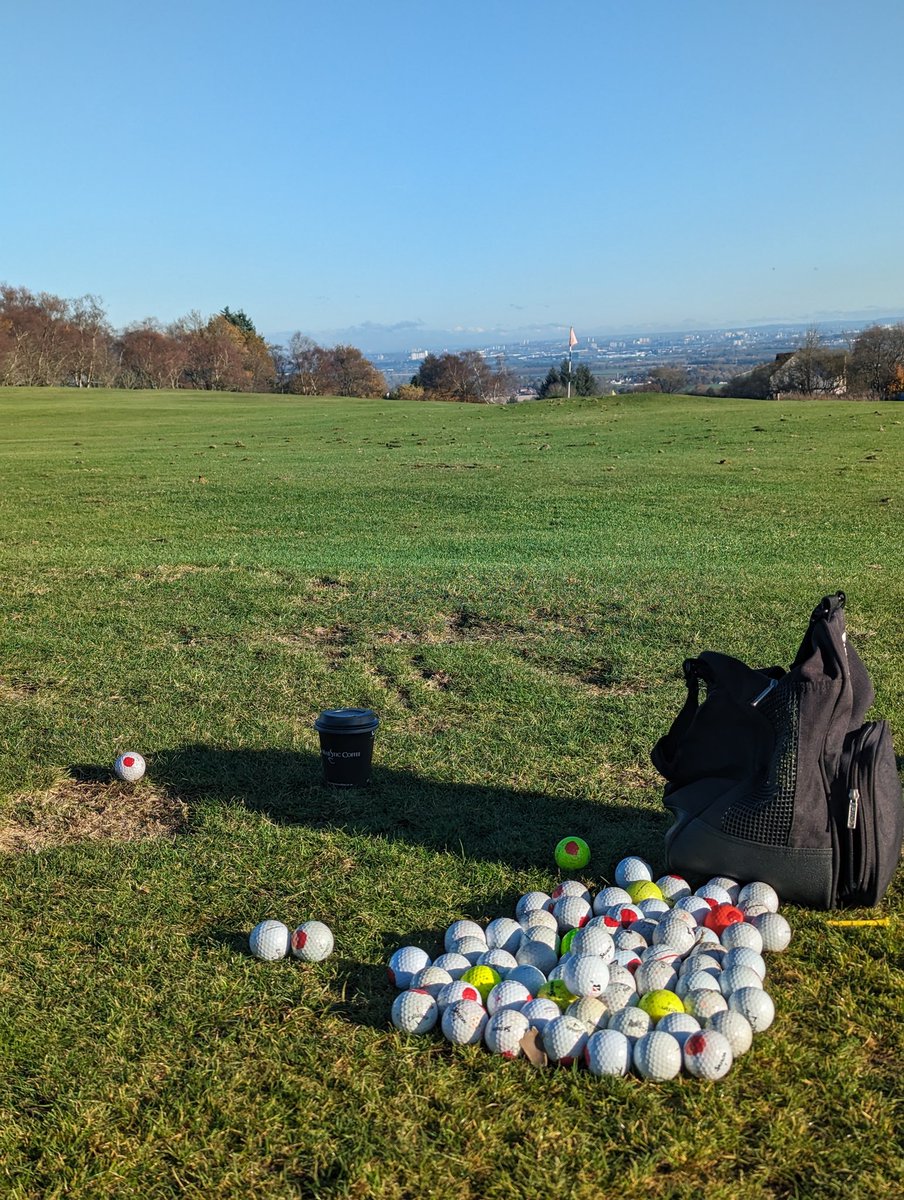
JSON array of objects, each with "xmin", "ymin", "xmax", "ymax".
[
  {"xmin": 637, "ymin": 989, "xmax": 685, "ymax": 1022},
  {"xmin": 626, "ymin": 880, "xmax": 664, "ymax": 903},
  {"xmin": 460, "ymin": 966, "xmax": 501, "ymax": 1003},
  {"xmin": 538, "ymin": 979, "xmax": 578, "ymax": 1012},
  {"xmin": 555, "ymin": 837, "xmax": 591, "ymax": 870}
]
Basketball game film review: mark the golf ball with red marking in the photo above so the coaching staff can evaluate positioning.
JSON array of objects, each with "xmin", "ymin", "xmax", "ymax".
[
  {"xmin": 114, "ymin": 752, "xmax": 145, "ymax": 782},
  {"xmin": 290, "ymin": 920, "xmax": 334, "ymax": 962}
]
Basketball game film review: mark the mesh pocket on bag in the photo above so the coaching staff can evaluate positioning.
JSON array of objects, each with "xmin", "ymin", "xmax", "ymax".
[{"xmin": 721, "ymin": 684, "xmax": 799, "ymax": 845}]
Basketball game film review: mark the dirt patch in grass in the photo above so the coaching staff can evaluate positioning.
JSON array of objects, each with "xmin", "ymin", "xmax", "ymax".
[{"xmin": 0, "ymin": 779, "xmax": 188, "ymax": 854}]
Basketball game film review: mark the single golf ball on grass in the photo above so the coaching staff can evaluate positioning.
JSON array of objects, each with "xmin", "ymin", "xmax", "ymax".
[
  {"xmin": 391, "ymin": 989, "xmax": 438, "ymax": 1035},
  {"xmin": 249, "ymin": 919, "xmax": 291, "ymax": 961},
  {"xmin": 555, "ymin": 836, "xmax": 591, "ymax": 870},
  {"xmin": 290, "ymin": 920, "xmax": 334, "ymax": 962},
  {"xmin": 114, "ymin": 751, "xmax": 146, "ymax": 782}
]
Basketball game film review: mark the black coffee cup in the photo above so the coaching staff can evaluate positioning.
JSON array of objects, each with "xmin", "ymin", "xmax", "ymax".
[{"xmin": 314, "ymin": 708, "xmax": 379, "ymax": 787}]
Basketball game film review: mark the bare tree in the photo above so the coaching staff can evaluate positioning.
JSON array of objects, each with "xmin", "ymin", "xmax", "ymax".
[{"xmin": 847, "ymin": 323, "xmax": 904, "ymax": 399}]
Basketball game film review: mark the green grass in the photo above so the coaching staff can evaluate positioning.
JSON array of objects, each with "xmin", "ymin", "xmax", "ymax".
[{"xmin": 0, "ymin": 387, "xmax": 901, "ymax": 1199}]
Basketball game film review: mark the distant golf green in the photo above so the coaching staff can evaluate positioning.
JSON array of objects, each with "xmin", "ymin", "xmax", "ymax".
[{"xmin": 0, "ymin": 387, "xmax": 901, "ymax": 1199}]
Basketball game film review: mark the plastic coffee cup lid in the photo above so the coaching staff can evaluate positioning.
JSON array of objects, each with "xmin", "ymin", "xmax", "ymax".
[{"xmin": 314, "ymin": 707, "xmax": 379, "ymax": 733}]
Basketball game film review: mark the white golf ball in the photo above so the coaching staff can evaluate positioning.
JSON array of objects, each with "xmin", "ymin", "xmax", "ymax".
[
  {"xmin": 515, "ymin": 891, "xmax": 553, "ymax": 920},
  {"xmin": 477, "ymin": 948, "xmax": 518, "ymax": 975},
  {"xmin": 444, "ymin": 919, "xmax": 485, "ymax": 952},
  {"xmin": 729, "ymin": 986, "xmax": 775, "ymax": 1033},
  {"xmin": 551, "ymin": 879, "xmax": 592, "ymax": 904},
  {"xmin": 608, "ymin": 962, "xmax": 639, "ymax": 989},
  {"xmin": 542, "ymin": 1015, "xmax": 589, "ymax": 1065},
  {"xmin": 652, "ymin": 918, "xmax": 696, "ymax": 955},
  {"xmin": 656, "ymin": 1011, "xmax": 701, "ymax": 1049},
  {"xmin": 639, "ymin": 898, "xmax": 671, "ymax": 919},
  {"xmin": 562, "ymin": 955, "xmax": 610, "ymax": 999},
  {"xmin": 633, "ymin": 1030, "xmax": 682, "ymax": 1080},
  {"xmin": 290, "ymin": 920, "xmax": 334, "ymax": 963},
  {"xmin": 553, "ymin": 895, "xmax": 591, "ymax": 933},
  {"xmin": 431, "ymin": 952, "xmax": 472, "ymax": 980},
  {"xmin": 515, "ymin": 939, "xmax": 559, "ymax": 976},
  {"xmin": 683, "ymin": 989, "xmax": 728, "ymax": 1021},
  {"xmin": 391, "ymin": 989, "xmax": 438, "ymax": 1034},
  {"xmin": 692, "ymin": 926, "xmax": 722, "ymax": 948},
  {"xmin": 441, "ymin": 999, "xmax": 487, "ymax": 1045},
  {"xmin": 601, "ymin": 982, "xmax": 639, "ymax": 1016},
  {"xmin": 484, "ymin": 1009, "xmax": 530, "ymax": 1057},
  {"xmin": 613, "ymin": 929, "xmax": 647, "ymax": 953},
  {"xmin": 585, "ymin": 1029, "xmax": 632, "ymax": 1076},
  {"xmin": 655, "ymin": 874, "xmax": 692, "ymax": 902},
  {"xmin": 738, "ymin": 881, "xmax": 780, "ymax": 913},
  {"xmin": 114, "ymin": 751, "xmax": 146, "ymax": 782},
  {"xmin": 519, "ymin": 909, "xmax": 559, "ymax": 937},
  {"xmin": 520, "ymin": 923, "xmax": 559, "ymax": 951},
  {"xmin": 436, "ymin": 979, "xmax": 483, "ymax": 1010},
  {"xmin": 249, "ymin": 919, "xmax": 290, "ymax": 961},
  {"xmin": 608, "ymin": 1005, "xmax": 652, "ymax": 1042},
  {"xmin": 614, "ymin": 856, "xmax": 653, "ymax": 888},
  {"xmin": 683, "ymin": 1029, "xmax": 734, "ymax": 1080},
  {"xmin": 706, "ymin": 876, "xmax": 741, "ymax": 904},
  {"xmin": 720, "ymin": 922, "xmax": 764, "ymax": 954},
  {"xmin": 569, "ymin": 925, "xmax": 615, "ymax": 961},
  {"xmin": 674, "ymin": 895, "xmax": 712, "ymax": 922},
  {"xmin": 750, "ymin": 912, "xmax": 792, "ymax": 952},
  {"xmin": 593, "ymin": 886, "xmax": 633, "ymax": 914},
  {"xmin": 520, "ymin": 997, "xmax": 563, "ymax": 1031},
  {"xmin": 485, "ymin": 917, "xmax": 523, "ymax": 954},
  {"xmin": 506, "ymin": 964, "xmax": 547, "ymax": 995},
  {"xmin": 706, "ymin": 1009, "xmax": 754, "ymax": 1057},
  {"xmin": 695, "ymin": 883, "xmax": 732, "ymax": 906},
  {"xmin": 719, "ymin": 965, "xmax": 764, "ymax": 998},
  {"xmin": 635, "ymin": 960, "xmax": 678, "ymax": 996},
  {"xmin": 409, "ymin": 966, "xmax": 454, "ymax": 997},
  {"xmin": 567, "ymin": 997, "xmax": 609, "ymax": 1032},
  {"xmin": 486, "ymin": 979, "xmax": 532, "ymax": 1015},
  {"xmin": 723, "ymin": 948, "xmax": 767, "ymax": 980},
  {"xmin": 387, "ymin": 946, "xmax": 431, "ymax": 989},
  {"xmin": 447, "ymin": 935, "xmax": 488, "ymax": 964}
]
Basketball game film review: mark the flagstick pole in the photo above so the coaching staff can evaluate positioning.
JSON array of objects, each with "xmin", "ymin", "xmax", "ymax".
[{"xmin": 567, "ymin": 333, "xmax": 573, "ymax": 399}]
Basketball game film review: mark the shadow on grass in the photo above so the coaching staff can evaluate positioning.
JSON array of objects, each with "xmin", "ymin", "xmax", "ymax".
[{"xmin": 140, "ymin": 743, "xmax": 668, "ymax": 876}]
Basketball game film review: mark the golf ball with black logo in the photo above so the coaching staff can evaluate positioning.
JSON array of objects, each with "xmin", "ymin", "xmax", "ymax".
[
  {"xmin": 729, "ymin": 986, "xmax": 775, "ymax": 1032},
  {"xmin": 601, "ymin": 982, "xmax": 638, "ymax": 1016},
  {"xmin": 114, "ymin": 752, "xmax": 146, "ymax": 782},
  {"xmin": 569, "ymin": 925, "xmax": 615, "ymax": 961},
  {"xmin": 608, "ymin": 1005, "xmax": 652, "ymax": 1042},
  {"xmin": 683, "ymin": 1029, "xmax": 734, "ymax": 1080},
  {"xmin": 441, "ymin": 999, "xmax": 487, "ymax": 1045},
  {"xmin": 249, "ymin": 919, "xmax": 290, "ymax": 961},
  {"xmin": 585, "ymin": 1029, "xmax": 632, "ymax": 1077},
  {"xmin": 387, "ymin": 946, "xmax": 431, "ymax": 988},
  {"xmin": 562, "ymin": 954, "xmax": 610, "ymax": 998},
  {"xmin": 633, "ymin": 1031, "xmax": 682, "ymax": 1080},
  {"xmin": 567, "ymin": 997, "xmax": 608, "ymax": 1032},
  {"xmin": 484, "ymin": 1009, "xmax": 530, "ymax": 1057},
  {"xmin": 290, "ymin": 920, "xmax": 334, "ymax": 962},
  {"xmin": 391, "ymin": 989, "xmax": 438, "ymax": 1034},
  {"xmin": 635, "ymin": 959, "xmax": 678, "ymax": 996},
  {"xmin": 543, "ymin": 1015, "xmax": 589, "ymax": 1065}
]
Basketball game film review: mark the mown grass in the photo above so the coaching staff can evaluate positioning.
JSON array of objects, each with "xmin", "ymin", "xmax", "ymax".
[{"xmin": 0, "ymin": 387, "xmax": 901, "ymax": 1199}]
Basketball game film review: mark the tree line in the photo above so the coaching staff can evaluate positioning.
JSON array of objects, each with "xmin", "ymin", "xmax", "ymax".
[
  {"xmin": 720, "ymin": 325, "xmax": 904, "ymax": 401},
  {"xmin": 0, "ymin": 285, "xmax": 388, "ymax": 397}
]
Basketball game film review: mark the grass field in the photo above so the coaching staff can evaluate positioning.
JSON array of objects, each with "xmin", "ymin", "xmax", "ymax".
[{"xmin": 0, "ymin": 387, "xmax": 901, "ymax": 1199}]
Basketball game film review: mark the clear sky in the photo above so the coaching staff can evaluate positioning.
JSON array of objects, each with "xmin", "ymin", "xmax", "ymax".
[{"xmin": 2, "ymin": 0, "xmax": 902, "ymax": 349}]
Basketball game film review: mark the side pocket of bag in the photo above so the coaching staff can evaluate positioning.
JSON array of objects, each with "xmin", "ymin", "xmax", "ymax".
[{"xmin": 834, "ymin": 721, "xmax": 904, "ymax": 906}]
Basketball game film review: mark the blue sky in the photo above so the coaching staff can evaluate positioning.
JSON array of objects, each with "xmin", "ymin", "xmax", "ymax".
[{"xmin": 2, "ymin": 0, "xmax": 902, "ymax": 349}]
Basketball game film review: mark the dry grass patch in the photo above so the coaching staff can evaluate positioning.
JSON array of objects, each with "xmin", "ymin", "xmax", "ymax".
[{"xmin": 0, "ymin": 778, "xmax": 188, "ymax": 854}]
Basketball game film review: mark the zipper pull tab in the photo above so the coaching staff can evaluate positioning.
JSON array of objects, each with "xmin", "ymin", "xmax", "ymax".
[{"xmin": 847, "ymin": 788, "xmax": 860, "ymax": 830}]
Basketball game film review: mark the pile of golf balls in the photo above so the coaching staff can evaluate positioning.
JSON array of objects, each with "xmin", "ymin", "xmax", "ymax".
[
  {"xmin": 386, "ymin": 857, "xmax": 790, "ymax": 1081},
  {"xmin": 249, "ymin": 918, "xmax": 334, "ymax": 963}
]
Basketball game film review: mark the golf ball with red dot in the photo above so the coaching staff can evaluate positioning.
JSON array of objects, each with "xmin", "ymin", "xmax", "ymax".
[{"xmin": 114, "ymin": 752, "xmax": 146, "ymax": 782}]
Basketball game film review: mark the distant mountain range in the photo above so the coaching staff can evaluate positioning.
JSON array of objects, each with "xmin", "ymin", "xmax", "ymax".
[{"xmin": 265, "ymin": 309, "xmax": 904, "ymax": 354}]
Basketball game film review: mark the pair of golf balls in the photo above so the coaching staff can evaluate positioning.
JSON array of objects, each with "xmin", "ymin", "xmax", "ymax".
[{"xmin": 249, "ymin": 919, "xmax": 334, "ymax": 963}]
